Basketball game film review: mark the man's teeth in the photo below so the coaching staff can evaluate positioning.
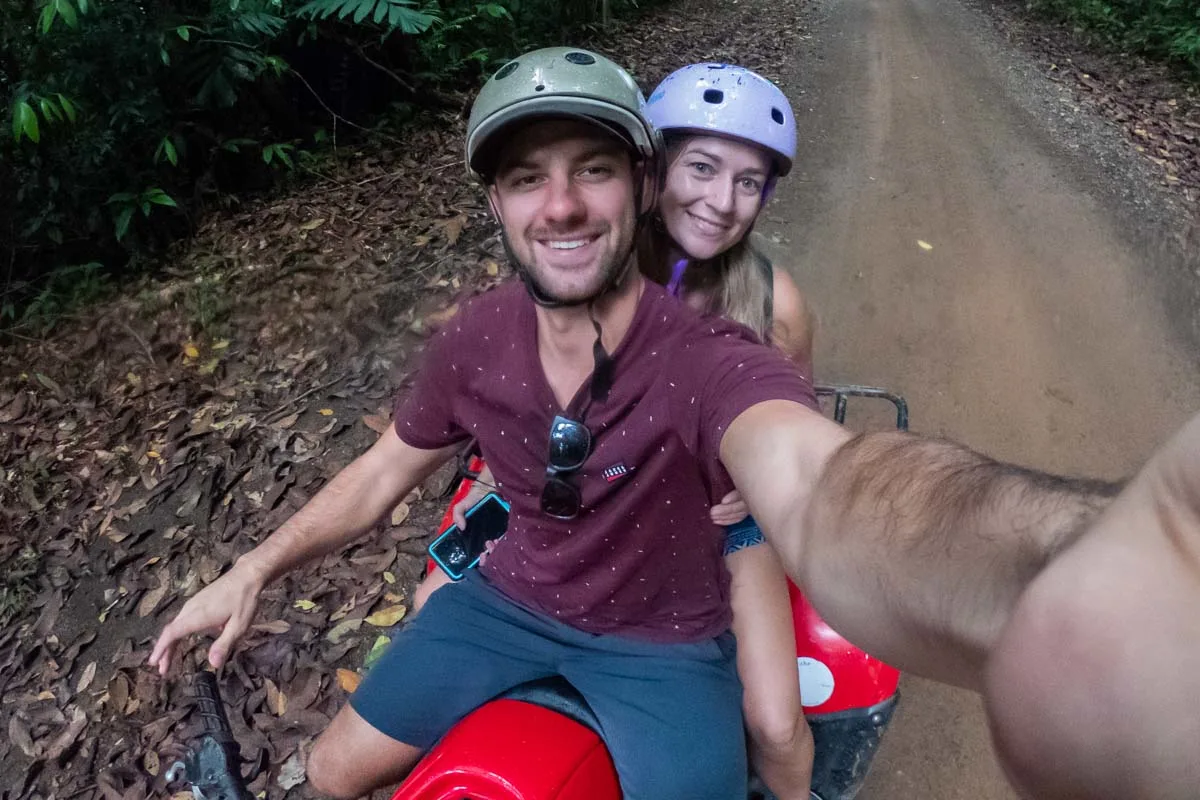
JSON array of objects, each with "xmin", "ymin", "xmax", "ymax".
[{"xmin": 548, "ymin": 240, "xmax": 588, "ymax": 250}]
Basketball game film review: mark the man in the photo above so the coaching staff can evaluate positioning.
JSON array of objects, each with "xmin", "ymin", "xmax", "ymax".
[
  {"xmin": 151, "ymin": 47, "xmax": 1200, "ymax": 800},
  {"xmin": 153, "ymin": 47, "xmax": 814, "ymax": 799}
]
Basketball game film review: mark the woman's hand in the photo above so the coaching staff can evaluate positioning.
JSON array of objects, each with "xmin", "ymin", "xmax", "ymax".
[{"xmin": 710, "ymin": 490, "xmax": 750, "ymax": 526}]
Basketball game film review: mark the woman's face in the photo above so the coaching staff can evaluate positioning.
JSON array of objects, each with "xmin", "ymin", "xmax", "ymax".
[{"xmin": 659, "ymin": 135, "xmax": 773, "ymax": 261}]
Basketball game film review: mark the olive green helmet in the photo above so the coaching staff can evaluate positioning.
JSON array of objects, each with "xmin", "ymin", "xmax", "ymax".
[{"xmin": 466, "ymin": 47, "xmax": 659, "ymax": 181}]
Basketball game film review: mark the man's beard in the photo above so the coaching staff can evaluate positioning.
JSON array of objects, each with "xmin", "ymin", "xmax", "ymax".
[{"xmin": 503, "ymin": 227, "xmax": 636, "ymax": 306}]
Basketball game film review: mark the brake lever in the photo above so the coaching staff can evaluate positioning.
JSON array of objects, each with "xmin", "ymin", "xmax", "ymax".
[{"xmin": 166, "ymin": 672, "xmax": 252, "ymax": 800}]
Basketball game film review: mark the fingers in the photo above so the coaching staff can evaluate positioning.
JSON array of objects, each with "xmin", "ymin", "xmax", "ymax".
[
  {"xmin": 452, "ymin": 501, "xmax": 468, "ymax": 529},
  {"xmin": 148, "ymin": 625, "xmax": 175, "ymax": 674},
  {"xmin": 709, "ymin": 489, "xmax": 750, "ymax": 526},
  {"xmin": 208, "ymin": 615, "xmax": 246, "ymax": 670},
  {"xmin": 148, "ymin": 639, "xmax": 174, "ymax": 677}
]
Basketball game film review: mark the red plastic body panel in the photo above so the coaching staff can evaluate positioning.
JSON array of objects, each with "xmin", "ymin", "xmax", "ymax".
[
  {"xmin": 790, "ymin": 581, "xmax": 899, "ymax": 716},
  {"xmin": 390, "ymin": 699, "xmax": 620, "ymax": 800}
]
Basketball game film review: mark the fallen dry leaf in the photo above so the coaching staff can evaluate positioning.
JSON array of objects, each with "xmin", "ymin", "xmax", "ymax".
[
  {"xmin": 77, "ymin": 661, "xmax": 97, "ymax": 693},
  {"xmin": 318, "ymin": 408, "xmax": 333, "ymax": 416},
  {"xmin": 272, "ymin": 412, "xmax": 300, "ymax": 430},
  {"xmin": 293, "ymin": 599, "xmax": 317, "ymax": 611},
  {"xmin": 336, "ymin": 669, "xmax": 362, "ymax": 693},
  {"xmin": 144, "ymin": 750, "xmax": 160, "ymax": 776},
  {"xmin": 109, "ymin": 672, "xmax": 131, "ymax": 715},
  {"xmin": 325, "ymin": 618, "xmax": 363, "ymax": 644},
  {"xmin": 137, "ymin": 582, "xmax": 168, "ymax": 618},
  {"xmin": 390, "ymin": 502, "xmax": 410, "ymax": 527},
  {"xmin": 277, "ymin": 748, "xmax": 307, "ymax": 790},
  {"xmin": 9, "ymin": 715, "xmax": 36, "ymax": 757},
  {"xmin": 917, "ymin": 239, "xmax": 933, "ymax": 251},
  {"xmin": 437, "ymin": 214, "xmax": 467, "ymax": 246},
  {"xmin": 43, "ymin": 706, "xmax": 87, "ymax": 761},
  {"xmin": 299, "ymin": 217, "xmax": 326, "ymax": 231},
  {"xmin": 265, "ymin": 678, "xmax": 288, "ymax": 717},
  {"xmin": 251, "ymin": 620, "xmax": 291, "ymax": 635},
  {"xmin": 365, "ymin": 605, "xmax": 407, "ymax": 628}
]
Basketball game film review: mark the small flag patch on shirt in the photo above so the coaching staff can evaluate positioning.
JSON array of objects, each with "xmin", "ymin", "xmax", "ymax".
[{"xmin": 602, "ymin": 463, "xmax": 632, "ymax": 482}]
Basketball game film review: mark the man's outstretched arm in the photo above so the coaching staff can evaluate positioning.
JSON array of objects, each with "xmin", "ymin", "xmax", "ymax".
[
  {"xmin": 984, "ymin": 412, "xmax": 1200, "ymax": 800},
  {"xmin": 720, "ymin": 400, "xmax": 1121, "ymax": 689},
  {"xmin": 149, "ymin": 428, "xmax": 457, "ymax": 673}
]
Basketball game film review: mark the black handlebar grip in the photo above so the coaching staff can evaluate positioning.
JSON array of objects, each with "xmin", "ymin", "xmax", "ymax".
[{"xmin": 193, "ymin": 672, "xmax": 238, "ymax": 744}]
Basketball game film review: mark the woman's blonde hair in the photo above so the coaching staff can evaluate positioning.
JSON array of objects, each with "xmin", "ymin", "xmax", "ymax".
[{"xmin": 639, "ymin": 226, "xmax": 774, "ymax": 342}]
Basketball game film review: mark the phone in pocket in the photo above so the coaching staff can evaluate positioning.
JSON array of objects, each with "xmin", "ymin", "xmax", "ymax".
[{"xmin": 428, "ymin": 492, "xmax": 511, "ymax": 581}]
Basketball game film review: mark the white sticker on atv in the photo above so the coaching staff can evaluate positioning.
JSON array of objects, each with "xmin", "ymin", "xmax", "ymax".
[{"xmin": 797, "ymin": 657, "xmax": 835, "ymax": 707}]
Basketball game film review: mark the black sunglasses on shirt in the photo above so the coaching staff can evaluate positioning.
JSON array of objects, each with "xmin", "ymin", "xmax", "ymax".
[
  {"xmin": 538, "ymin": 316, "xmax": 615, "ymax": 520},
  {"xmin": 540, "ymin": 414, "xmax": 593, "ymax": 519}
]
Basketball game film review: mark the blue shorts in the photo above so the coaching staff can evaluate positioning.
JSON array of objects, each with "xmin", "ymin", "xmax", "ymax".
[
  {"xmin": 350, "ymin": 572, "xmax": 747, "ymax": 799},
  {"xmin": 724, "ymin": 515, "xmax": 766, "ymax": 555}
]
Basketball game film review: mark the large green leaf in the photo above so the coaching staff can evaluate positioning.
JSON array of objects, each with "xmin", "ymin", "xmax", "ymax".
[
  {"xmin": 14, "ymin": 101, "xmax": 40, "ymax": 143},
  {"xmin": 40, "ymin": 3, "xmax": 57, "ymax": 33},
  {"xmin": 39, "ymin": 98, "xmax": 63, "ymax": 124},
  {"xmin": 146, "ymin": 189, "xmax": 178, "ymax": 207},
  {"xmin": 55, "ymin": 95, "xmax": 77, "ymax": 123},
  {"xmin": 55, "ymin": 0, "xmax": 78, "ymax": 28},
  {"xmin": 114, "ymin": 206, "xmax": 135, "ymax": 241}
]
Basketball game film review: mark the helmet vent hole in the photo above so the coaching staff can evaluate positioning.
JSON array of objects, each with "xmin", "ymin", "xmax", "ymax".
[
  {"xmin": 771, "ymin": 107, "xmax": 785, "ymax": 124},
  {"xmin": 495, "ymin": 61, "xmax": 519, "ymax": 80},
  {"xmin": 534, "ymin": 84, "xmax": 546, "ymax": 92},
  {"xmin": 703, "ymin": 89, "xmax": 724, "ymax": 105},
  {"xmin": 565, "ymin": 51, "xmax": 596, "ymax": 65}
]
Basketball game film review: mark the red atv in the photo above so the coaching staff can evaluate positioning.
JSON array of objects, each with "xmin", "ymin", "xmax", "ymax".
[{"xmin": 169, "ymin": 385, "xmax": 907, "ymax": 800}]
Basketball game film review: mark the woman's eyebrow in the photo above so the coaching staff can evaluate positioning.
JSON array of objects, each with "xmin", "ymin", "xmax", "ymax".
[{"xmin": 685, "ymin": 147, "xmax": 724, "ymax": 164}]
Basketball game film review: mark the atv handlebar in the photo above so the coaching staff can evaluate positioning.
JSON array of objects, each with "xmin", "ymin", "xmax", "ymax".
[
  {"xmin": 815, "ymin": 384, "xmax": 909, "ymax": 431},
  {"xmin": 166, "ymin": 672, "xmax": 252, "ymax": 800}
]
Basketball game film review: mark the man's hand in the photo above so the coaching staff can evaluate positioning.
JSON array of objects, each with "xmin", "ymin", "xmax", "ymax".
[
  {"xmin": 709, "ymin": 490, "xmax": 750, "ymax": 527},
  {"xmin": 985, "ymin": 412, "xmax": 1200, "ymax": 800},
  {"xmin": 146, "ymin": 430, "xmax": 455, "ymax": 677},
  {"xmin": 451, "ymin": 466, "xmax": 496, "ymax": 529},
  {"xmin": 147, "ymin": 559, "xmax": 266, "ymax": 675}
]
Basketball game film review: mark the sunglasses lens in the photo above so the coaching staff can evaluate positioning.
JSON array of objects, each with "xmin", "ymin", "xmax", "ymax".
[
  {"xmin": 548, "ymin": 415, "xmax": 591, "ymax": 471},
  {"xmin": 540, "ymin": 477, "xmax": 581, "ymax": 520}
]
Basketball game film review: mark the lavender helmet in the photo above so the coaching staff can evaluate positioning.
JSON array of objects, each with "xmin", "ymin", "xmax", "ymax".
[{"xmin": 644, "ymin": 63, "xmax": 797, "ymax": 177}]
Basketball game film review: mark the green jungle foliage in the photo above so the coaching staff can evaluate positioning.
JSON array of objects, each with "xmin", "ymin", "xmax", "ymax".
[
  {"xmin": 1, "ymin": 0, "xmax": 660, "ymax": 330},
  {"xmin": 1028, "ymin": 0, "xmax": 1200, "ymax": 77}
]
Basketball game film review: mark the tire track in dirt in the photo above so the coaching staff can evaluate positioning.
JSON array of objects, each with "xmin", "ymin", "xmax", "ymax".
[{"xmin": 758, "ymin": 0, "xmax": 1200, "ymax": 796}]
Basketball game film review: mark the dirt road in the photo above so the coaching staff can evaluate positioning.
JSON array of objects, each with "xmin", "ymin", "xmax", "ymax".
[{"xmin": 760, "ymin": 0, "xmax": 1200, "ymax": 796}]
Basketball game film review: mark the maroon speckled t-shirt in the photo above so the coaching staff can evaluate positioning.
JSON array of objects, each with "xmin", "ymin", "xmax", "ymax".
[{"xmin": 394, "ymin": 279, "xmax": 816, "ymax": 642}]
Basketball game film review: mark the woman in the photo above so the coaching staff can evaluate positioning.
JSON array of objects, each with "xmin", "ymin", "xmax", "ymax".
[
  {"xmin": 414, "ymin": 63, "xmax": 817, "ymax": 799},
  {"xmin": 641, "ymin": 62, "xmax": 817, "ymax": 800}
]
